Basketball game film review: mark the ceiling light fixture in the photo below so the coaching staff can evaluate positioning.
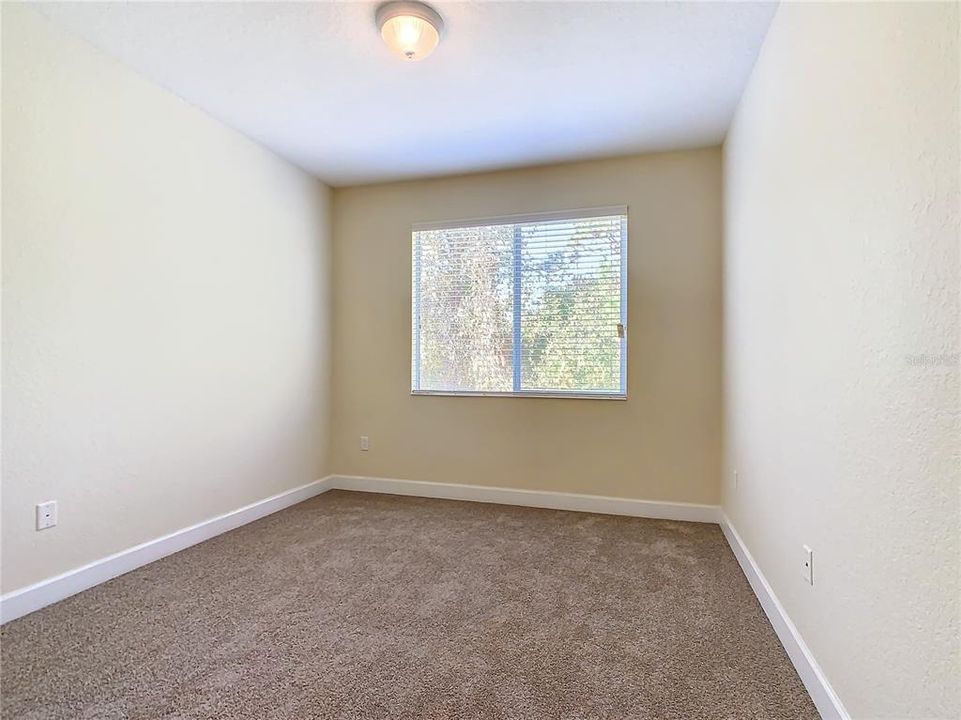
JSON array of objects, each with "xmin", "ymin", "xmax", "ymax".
[{"xmin": 376, "ymin": 1, "xmax": 444, "ymax": 62}]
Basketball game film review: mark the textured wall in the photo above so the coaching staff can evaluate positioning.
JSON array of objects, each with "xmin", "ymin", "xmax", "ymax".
[
  {"xmin": 2, "ymin": 5, "xmax": 333, "ymax": 593},
  {"xmin": 331, "ymin": 149, "xmax": 723, "ymax": 504},
  {"xmin": 723, "ymin": 2, "xmax": 960, "ymax": 717}
]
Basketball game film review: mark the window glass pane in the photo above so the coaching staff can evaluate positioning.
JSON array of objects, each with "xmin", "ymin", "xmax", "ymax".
[
  {"xmin": 519, "ymin": 217, "xmax": 622, "ymax": 393},
  {"xmin": 413, "ymin": 225, "xmax": 514, "ymax": 392}
]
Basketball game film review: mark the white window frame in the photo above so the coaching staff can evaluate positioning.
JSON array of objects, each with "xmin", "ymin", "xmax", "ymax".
[{"xmin": 411, "ymin": 206, "xmax": 628, "ymax": 400}]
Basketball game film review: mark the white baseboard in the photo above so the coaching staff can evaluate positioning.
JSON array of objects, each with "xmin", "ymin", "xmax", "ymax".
[
  {"xmin": 720, "ymin": 514, "xmax": 849, "ymax": 720},
  {"xmin": 1, "ymin": 474, "xmax": 715, "ymax": 624},
  {"xmin": 0, "ymin": 476, "xmax": 335, "ymax": 624},
  {"xmin": 330, "ymin": 474, "xmax": 720, "ymax": 524},
  {"xmin": 0, "ymin": 472, "xmax": 840, "ymax": 720}
]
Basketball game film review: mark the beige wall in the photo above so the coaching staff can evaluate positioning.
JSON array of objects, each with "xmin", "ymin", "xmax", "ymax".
[
  {"xmin": 1, "ymin": 5, "xmax": 333, "ymax": 593},
  {"xmin": 723, "ymin": 2, "xmax": 959, "ymax": 718},
  {"xmin": 331, "ymin": 149, "xmax": 722, "ymax": 504}
]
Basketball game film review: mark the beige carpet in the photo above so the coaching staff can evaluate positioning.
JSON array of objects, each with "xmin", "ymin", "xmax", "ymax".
[{"xmin": 1, "ymin": 490, "xmax": 817, "ymax": 719}]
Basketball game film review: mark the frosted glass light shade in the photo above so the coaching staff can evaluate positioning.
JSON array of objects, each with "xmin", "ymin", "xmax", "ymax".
[{"xmin": 376, "ymin": 2, "xmax": 443, "ymax": 61}]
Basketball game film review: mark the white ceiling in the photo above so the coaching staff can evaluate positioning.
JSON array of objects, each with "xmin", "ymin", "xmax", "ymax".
[{"xmin": 37, "ymin": 1, "xmax": 777, "ymax": 186}]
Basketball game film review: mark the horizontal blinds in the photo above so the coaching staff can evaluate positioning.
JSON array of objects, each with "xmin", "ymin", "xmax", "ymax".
[{"xmin": 412, "ymin": 209, "xmax": 627, "ymax": 396}]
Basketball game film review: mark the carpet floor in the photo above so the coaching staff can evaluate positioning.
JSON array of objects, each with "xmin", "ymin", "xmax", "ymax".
[{"xmin": 1, "ymin": 491, "xmax": 817, "ymax": 719}]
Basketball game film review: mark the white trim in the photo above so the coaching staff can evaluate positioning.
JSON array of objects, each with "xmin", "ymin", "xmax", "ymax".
[
  {"xmin": 411, "ymin": 205, "xmax": 628, "ymax": 232},
  {"xmin": 411, "ymin": 390, "xmax": 626, "ymax": 400},
  {"xmin": 720, "ymin": 514, "xmax": 850, "ymax": 720},
  {"xmin": 0, "ymin": 471, "xmax": 842, "ymax": 720},
  {"xmin": 330, "ymin": 475, "xmax": 719, "ymax": 523},
  {"xmin": 0, "ymin": 476, "xmax": 335, "ymax": 624}
]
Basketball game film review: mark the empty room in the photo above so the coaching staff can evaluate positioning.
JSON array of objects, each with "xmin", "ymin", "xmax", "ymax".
[{"xmin": 1, "ymin": 1, "xmax": 957, "ymax": 718}]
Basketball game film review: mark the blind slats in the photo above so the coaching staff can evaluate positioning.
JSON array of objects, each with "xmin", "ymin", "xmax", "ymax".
[{"xmin": 412, "ymin": 209, "xmax": 627, "ymax": 397}]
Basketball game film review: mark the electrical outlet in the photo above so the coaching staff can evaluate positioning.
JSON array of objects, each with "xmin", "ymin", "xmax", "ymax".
[
  {"xmin": 36, "ymin": 501, "xmax": 58, "ymax": 531},
  {"xmin": 360, "ymin": 436, "xmax": 369, "ymax": 451},
  {"xmin": 734, "ymin": 470, "xmax": 738, "ymax": 489},
  {"xmin": 802, "ymin": 545, "xmax": 813, "ymax": 585}
]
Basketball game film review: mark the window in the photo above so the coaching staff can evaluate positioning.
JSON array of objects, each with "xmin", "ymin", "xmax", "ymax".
[{"xmin": 411, "ymin": 206, "xmax": 627, "ymax": 398}]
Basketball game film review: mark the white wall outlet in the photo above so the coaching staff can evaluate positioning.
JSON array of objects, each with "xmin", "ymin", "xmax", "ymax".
[
  {"xmin": 360, "ymin": 435, "xmax": 369, "ymax": 451},
  {"xmin": 734, "ymin": 470, "xmax": 738, "ymax": 489},
  {"xmin": 802, "ymin": 545, "xmax": 813, "ymax": 585},
  {"xmin": 36, "ymin": 501, "xmax": 58, "ymax": 531}
]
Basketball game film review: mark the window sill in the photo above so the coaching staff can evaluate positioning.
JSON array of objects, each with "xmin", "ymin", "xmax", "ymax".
[{"xmin": 411, "ymin": 390, "xmax": 626, "ymax": 401}]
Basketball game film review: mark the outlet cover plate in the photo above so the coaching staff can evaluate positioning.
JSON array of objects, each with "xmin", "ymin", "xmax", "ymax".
[{"xmin": 36, "ymin": 501, "xmax": 58, "ymax": 531}]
